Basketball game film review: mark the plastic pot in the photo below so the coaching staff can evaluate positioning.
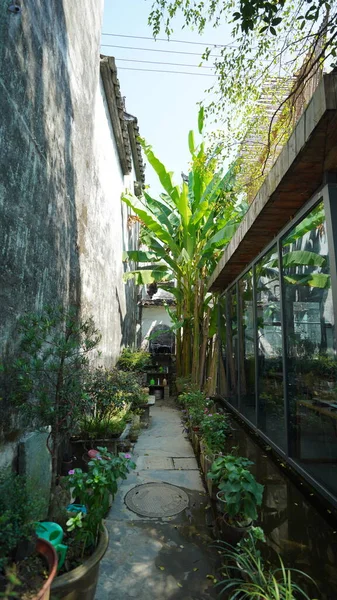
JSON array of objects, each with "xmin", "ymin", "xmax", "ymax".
[
  {"xmin": 34, "ymin": 538, "xmax": 58, "ymax": 600},
  {"xmin": 218, "ymin": 511, "xmax": 252, "ymax": 545},
  {"xmin": 50, "ymin": 524, "xmax": 109, "ymax": 600}
]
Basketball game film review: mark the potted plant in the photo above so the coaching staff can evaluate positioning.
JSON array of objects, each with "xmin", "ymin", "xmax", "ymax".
[
  {"xmin": 0, "ymin": 470, "xmax": 58, "ymax": 599},
  {"xmin": 11, "ymin": 305, "xmax": 101, "ymax": 518},
  {"xmin": 215, "ymin": 534, "xmax": 317, "ymax": 599},
  {"xmin": 208, "ymin": 454, "xmax": 264, "ymax": 543},
  {"xmin": 51, "ymin": 447, "xmax": 136, "ymax": 599}
]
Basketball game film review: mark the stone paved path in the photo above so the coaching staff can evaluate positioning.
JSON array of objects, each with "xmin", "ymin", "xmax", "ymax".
[{"xmin": 95, "ymin": 400, "xmax": 219, "ymax": 600}]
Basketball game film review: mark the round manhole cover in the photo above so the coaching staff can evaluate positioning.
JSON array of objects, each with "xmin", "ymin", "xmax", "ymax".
[{"xmin": 124, "ymin": 482, "xmax": 189, "ymax": 517}]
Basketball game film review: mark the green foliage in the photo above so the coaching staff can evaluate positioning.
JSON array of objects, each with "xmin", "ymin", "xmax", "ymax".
[
  {"xmin": 11, "ymin": 306, "xmax": 101, "ymax": 491},
  {"xmin": 116, "ymin": 348, "xmax": 151, "ymax": 372},
  {"xmin": 122, "ymin": 111, "xmax": 246, "ymax": 382},
  {"xmin": 79, "ymin": 367, "xmax": 148, "ymax": 440},
  {"xmin": 208, "ymin": 455, "xmax": 264, "ymax": 521},
  {"xmin": 178, "ymin": 390, "xmax": 206, "ymax": 409},
  {"xmin": 148, "ymin": 0, "xmax": 337, "ymax": 201},
  {"xmin": 188, "ymin": 405, "xmax": 206, "ymax": 427},
  {"xmin": 80, "ymin": 413, "xmax": 129, "ymax": 440},
  {"xmin": 200, "ymin": 412, "xmax": 230, "ymax": 454},
  {"xmin": 66, "ymin": 448, "xmax": 136, "ymax": 550},
  {"xmin": 0, "ymin": 470, "xmax": 44, "ymax": 572},
  {"xmin": 215, "ymin": 535, "xmax": 317, "ymax": 599}
]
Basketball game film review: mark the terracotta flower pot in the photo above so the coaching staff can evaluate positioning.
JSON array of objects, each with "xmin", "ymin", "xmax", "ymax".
[
  {"xmin": 34, "ymin": 538, "xmax": 58, "ymax": 600},
  {"xmin": 50, "ymin": 524, "xmax": 109, "ymax": 600}
]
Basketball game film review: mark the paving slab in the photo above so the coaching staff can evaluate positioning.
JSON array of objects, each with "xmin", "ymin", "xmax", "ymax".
[
  {"xmin": 95, "ymin": 400, "xmax": 220, "ymax": 599},
  {"xmin": 173, "ymin": 457, "xmax": 199, "ymax": 470},
  {"xmin": 138, "ymin": 456, "xmax": 175, "ymax": 470}
]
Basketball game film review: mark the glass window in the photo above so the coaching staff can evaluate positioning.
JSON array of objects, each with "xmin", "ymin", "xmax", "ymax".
[
  {"xmin": 256, "ymin": 246, "xmax": 285, "ymax": 449},
  {"xmin": 282, "ymin": 201, "xmax": 337, "ymax": 496},
  {"xmin": 227, "ymin": 287, "xmax": 238, "ymax": 407},
  {"xmin": 239, "ymin": 270, "xmax": 256, "ymax": 423},
  {"xmin": 218, "ymin": 294, "xmax": 228, "ymax": 398}
]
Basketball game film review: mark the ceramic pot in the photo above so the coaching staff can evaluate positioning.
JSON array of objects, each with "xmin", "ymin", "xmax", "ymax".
[
  {"xmin": 34, "ymin": 538, "xmax": 58, "ymax": 600},
  {"xmin": 51, "ymin": 524, "xmax": 108, "ymax": 600}
]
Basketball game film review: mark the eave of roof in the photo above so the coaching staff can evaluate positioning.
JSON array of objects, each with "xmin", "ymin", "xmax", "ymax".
[
  {"xmin": 208, "ymin": 72, "xmax": 337, "ymax": 293},
  {"xmin": 100, "ymin": 56, "xmax": 145, "ymax": 183}
]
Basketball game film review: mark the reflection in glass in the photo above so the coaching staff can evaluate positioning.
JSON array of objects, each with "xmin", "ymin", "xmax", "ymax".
[
  {"xmin": 227, "ymin": 287, "xmax": 238, "ymax": 406},
  {"xmin": 218, "ymin": 294, "xmax": 228, "ymax": 398},
  {"xmin": 282, "ymin": 201, "xmax": 337, "ymax": 496},
  {"xmin": 256, "ymin": 246, "xmax": 285, "ymax": 449},
  {"xmin": 239, "ymin": 270, "xmax": 256, "ymax": 423}
]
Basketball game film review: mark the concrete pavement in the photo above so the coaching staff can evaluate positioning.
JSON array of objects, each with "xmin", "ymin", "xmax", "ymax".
[{"xmin": 95, "ymin": 400, "xmax": 219, "ymax": 600}]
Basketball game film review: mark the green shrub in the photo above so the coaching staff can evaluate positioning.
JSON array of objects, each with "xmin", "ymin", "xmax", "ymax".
[
  {"xmin": 178, "ymin": 390, "xmax": 206, "ymax": 409},
  {"xmin": 188, "ymin": 405, "xmax": 206, "ymax": 427},
  {"xmin": 0, "ymin": 470, "xmax": 44, "ymax": 571},
  {"xmin": 208, "ymin": 455, "xmax": 264, "ymax": 521},
  {"xmin": 200, "ymin": 412, "xmax": 230, "ymax": 454},
  {"xmin": 80, "ymin": 368, "xmax": 147, "ymax": 438},
  {"xmin": 117, "ymin": 348, "xmax": 151, "ymax": 372}
]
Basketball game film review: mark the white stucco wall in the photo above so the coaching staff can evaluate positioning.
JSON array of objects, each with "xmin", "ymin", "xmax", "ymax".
[{"xmin": 77, "ymin": 75, "xmax": 137, "ymax": 366}]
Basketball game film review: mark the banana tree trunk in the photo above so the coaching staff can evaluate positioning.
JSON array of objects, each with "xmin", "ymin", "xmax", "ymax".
[
  {"xmin": 191, "ymin": 277, "xmax": 201, "ymax": 385},
  {"xmin": 199, "ymin": 305, "xmax": 211, "ymax": 389}
]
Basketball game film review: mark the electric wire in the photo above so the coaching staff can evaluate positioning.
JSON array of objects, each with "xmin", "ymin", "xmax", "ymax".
[
  {"xmin": 116, "ymin": 66, "xmax": 216, "ymax": 76},
  {"xmin": 100, "ymin": 43, "xmax": 222, "ymax": 57},
  {"xmin": 101, "ymin": 32, "xmax": 235, "ymax": 49},
  {"xmin": 115, "ymin": 57, "xmax": 214, "ymax": 69}
]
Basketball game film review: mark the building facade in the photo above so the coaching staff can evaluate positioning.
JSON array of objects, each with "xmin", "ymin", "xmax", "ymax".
[
  {"xmin": 0, "ymin": 3, "xmax": 143, "ymax": 475},
  {"xmin": 209, "ymin": 72, "xmax": 337, "ymax": 508}
]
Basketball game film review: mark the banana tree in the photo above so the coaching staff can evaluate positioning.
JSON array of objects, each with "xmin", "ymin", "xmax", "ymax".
[{"xmin": 122, "ymin": 108, "xmax": 247, "ymax": 385}]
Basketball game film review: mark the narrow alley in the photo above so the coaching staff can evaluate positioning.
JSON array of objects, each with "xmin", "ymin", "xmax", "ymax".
[{"xmin": 95, "ymin": 400, "xmax": 219, "ymax": 600}]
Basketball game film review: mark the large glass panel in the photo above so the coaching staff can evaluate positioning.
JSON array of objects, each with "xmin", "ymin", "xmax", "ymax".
[
  {"xmin": 256, "ymin": 246, "xmax": 285, "ymax": 449},
  {"xmin": 218, "ymin": 294, "xmax": 228, "ymax": 398},
  {"xmin": 239, "ymin": 270, "xmax": 256, "ymax": 423},
  {"xmin": 282, "ymin": 201, "xmax": 337, "ymax": 496},
  {"xmin": 227, "ymin": 287, "xmax": 238, "ymax": 406}
]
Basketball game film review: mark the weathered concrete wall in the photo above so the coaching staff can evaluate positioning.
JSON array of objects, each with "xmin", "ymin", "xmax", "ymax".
[{"xmin": 0, "ymin": 1, "xmax": 139, "ymax": 461}]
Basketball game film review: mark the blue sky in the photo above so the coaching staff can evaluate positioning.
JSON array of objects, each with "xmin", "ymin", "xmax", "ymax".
[{"xmin": 101, "ymin": 0, "xmax": 232, "ymax": 194}]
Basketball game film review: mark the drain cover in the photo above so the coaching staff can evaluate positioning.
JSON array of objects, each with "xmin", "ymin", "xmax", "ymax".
[{"xmin": 124, "ymin": 482, "xmax": 189, "ymax": 517}]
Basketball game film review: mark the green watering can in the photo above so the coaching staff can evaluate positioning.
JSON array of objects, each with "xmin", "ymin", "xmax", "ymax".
[{"xmin": 35, "ymin": 521, "xmax": 68, "ymax": 570}]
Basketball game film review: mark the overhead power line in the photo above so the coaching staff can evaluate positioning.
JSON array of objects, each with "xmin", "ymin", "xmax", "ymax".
[
  {"xmin": 100, "ymin": 43, "xmax": 222, "ymax": 58},
  {"xmin": 115, "ymin": 57, "xmax": 214, "ymax": 69},
  {"xmin": 116, "ymin": 66, "xmax": 216, "ymax": 77},
  {"xmin": 101, "ymin": 32, "xmax": 235, "ymax": 49}
]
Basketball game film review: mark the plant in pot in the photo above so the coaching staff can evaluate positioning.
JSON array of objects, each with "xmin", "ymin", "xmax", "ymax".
[
  {"xmin": 0, "ymin": 469, "xmax": 58, "ymax": 599},
  {"xmin": 215, "ymin": 534, "xmax": 317, "ymax": 600},
  {"xmin": 208, "ymin": 454, "xmax": 264, "ymax": 543},
  {"xmin": 11, "ymin": 305, "xmax": 101, "ymax": 519},
  {"xmin": 51, "ymin": 447, "xmax": 136, "ymax": 599}
]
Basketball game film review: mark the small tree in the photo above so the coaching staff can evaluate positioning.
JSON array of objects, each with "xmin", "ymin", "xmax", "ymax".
[{"xmin": 12, "ymin": 305, "xmax": 101, "ymax": 516}]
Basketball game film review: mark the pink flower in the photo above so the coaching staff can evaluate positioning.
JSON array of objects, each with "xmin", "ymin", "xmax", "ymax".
[
  {"xmin": 125, "ymin": 453, "xmax": 132, "ymax": 459},
  {"xmin": 68, "ymin": 469, "xmax": 75, "ymax": 475}
]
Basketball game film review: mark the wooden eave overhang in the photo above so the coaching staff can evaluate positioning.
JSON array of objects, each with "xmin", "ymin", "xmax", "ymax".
[
  {"xmin": 100, "ymin": 55, "xmax": 132, "ymax": 176},
  {"xmin": 207, "ymin": 72, "xmax": 337, "ymax": 293}
]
